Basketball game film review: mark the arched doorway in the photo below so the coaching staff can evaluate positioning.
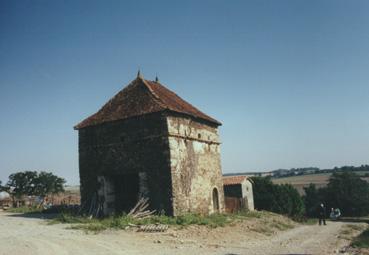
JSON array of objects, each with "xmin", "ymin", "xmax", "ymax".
[{"xmin": 212, "ymin": 188, "xmax": 219, "ymax": 212}]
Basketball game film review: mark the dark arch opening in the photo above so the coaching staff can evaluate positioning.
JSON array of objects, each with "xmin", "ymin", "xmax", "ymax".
[{"xmin": 212, "ymin": 188, "xmax": 219, "ymax": 212}]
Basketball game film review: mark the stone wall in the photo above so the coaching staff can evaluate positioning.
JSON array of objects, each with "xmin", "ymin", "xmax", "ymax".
[
  {"xmin": 78, "ymin": 111, "xmax": 224, "ymax": 216},
  {"xmin": 78, "ymin": 112, "xmax": 173, "ymax": 215},
  {"xmin": 166, "ymin": 114, "xmax": 225, "ymax": 215}
]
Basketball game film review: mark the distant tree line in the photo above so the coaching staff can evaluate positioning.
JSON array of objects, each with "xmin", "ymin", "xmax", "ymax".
[
  {"xmin": 1, "ymin": 171, "xmax": 66, "ymax": 207},
  {"xmin": 272, "ymin": 164, "xmax": 369, "ymax": 178},
  {"xmin": 252, "ymin": 172, "xmax": 369, "ymax": 218}
]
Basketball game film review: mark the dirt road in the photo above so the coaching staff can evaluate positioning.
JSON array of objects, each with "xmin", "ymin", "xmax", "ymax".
[{"xmin": 0, "ymin": 212, "xmax": 364, "ymax": 255}]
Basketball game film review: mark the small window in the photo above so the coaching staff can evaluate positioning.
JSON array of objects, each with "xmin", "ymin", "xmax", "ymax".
[{"xmin": 198, "ymin": 133, "xmax": 201, "ymax": 139}]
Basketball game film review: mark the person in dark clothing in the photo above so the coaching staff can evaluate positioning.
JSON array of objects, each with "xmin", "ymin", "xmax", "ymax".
[{"xmin": 318, "ymin": 203, "xmax": 327, "ymax": 225}]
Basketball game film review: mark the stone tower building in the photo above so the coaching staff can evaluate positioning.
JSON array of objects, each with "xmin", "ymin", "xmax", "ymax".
[{"xmin": 74, "ymin": 73, "xmax": 224, "ymax": 216}]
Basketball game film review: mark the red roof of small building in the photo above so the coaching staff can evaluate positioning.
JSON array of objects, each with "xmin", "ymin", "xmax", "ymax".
[
  {"xmin": 74, "ymin": 76, "xmax": 221, "ymax": 129},
  {"xmin": 223, "ymin": 175, "xmax": 248, "ymax": 186}
]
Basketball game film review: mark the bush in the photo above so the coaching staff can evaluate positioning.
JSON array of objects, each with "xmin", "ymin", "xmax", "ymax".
[{"xmin": 251, "ymin": 177, "xmax": 305, "ymax": 218}]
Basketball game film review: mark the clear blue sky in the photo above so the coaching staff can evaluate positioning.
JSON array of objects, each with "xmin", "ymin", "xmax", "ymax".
[{"xmin": 1, "ymin": 0, "xmax": 369, "ymax": 185}]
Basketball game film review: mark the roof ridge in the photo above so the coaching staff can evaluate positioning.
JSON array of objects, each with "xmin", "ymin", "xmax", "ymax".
[
  {"xmin": 141, "ymin": 78, "xmax": 168, "ymax": 109},
  {"xmin": 143, "ymin": 79, "xmax": 221, "ymax": 125},
  {"xmin": 223, "ymin": 175, "xmax": 247, "ymax": 178}
]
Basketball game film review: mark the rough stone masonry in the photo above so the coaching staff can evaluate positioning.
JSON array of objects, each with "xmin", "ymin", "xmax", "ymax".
[{"xmin": 74, "ymin": 72, "xmax": 225, "ymax": 216}]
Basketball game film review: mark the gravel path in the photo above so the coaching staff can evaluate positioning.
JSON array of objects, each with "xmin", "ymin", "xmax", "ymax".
[
  {"xmin": 228, "ymin": 222, "xmax": 348, "ymax": 255},
  {"xmin": 0, "ymin": 212, "xmax": 363, "ymax": 255}
]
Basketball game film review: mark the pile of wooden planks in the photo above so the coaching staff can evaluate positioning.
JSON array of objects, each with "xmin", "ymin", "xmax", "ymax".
[
  {"xmin": 128, "ymin": 197, "xmax": 156, "ymax": 218},
  {"xmin": 137, "ymin": 224, "xmax": 169, "ymax": 232}
]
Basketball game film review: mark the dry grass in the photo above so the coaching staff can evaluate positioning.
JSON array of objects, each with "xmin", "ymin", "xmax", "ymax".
[
  {"xmin": 351, "ymin": 227, "xmax": 369, "ymax": 248},
  {"xmin": 339, "ymin": 224, "xmax": 367, "ymax": 240}
]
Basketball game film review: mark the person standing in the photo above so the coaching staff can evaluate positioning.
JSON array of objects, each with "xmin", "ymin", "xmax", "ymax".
[{"xmin": 318, "ymin": 203, "xmax": 327, "ymax": 225}]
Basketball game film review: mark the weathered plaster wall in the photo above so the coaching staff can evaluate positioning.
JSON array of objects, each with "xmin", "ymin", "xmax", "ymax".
[
  {"xmin": 78, "ymin": 113, "xmax": 173, "ymax": 215},
  {"xmin": 166, "ymin": 114, "xmax": 224, "ymax": 215},
  {"xmin": 242, "ymin": 180, "xmax": 254, "ymax": 211}
]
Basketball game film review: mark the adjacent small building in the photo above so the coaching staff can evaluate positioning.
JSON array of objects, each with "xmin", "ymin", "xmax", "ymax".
[
  {"xmin": 223, "ymin": 175, "xmax": 254, "ymax": 212},
  {"xmin": 75, "ymin": 73, "xmax": 225, "ymax": 216}
]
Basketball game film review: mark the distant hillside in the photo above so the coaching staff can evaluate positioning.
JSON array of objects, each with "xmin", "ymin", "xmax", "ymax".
[{"xmin": 272, "ymin": 172, "xmax": 369, "ymax": 195}]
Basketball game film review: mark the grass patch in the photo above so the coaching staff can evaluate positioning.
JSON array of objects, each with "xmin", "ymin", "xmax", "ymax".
[
  {"xmin": 6, "ymin": 206, "xmax": 43, "ymax": 214},
  {"xmin": 302, "ymin": 218, "xmax": 318, "ymax": 225},
  {"xmin": 351, "ymin": 228, "xmax": 369, "ymax": 248},
  {"xmin": 346, "ymin": 224, "xmax": 366, "ymax": 232},
  {"xmin": 251, "ymin": 225, "xmax": 273, "ymax": 235},
  {"xmin": 338, "ymin": 224, "xmax": 366, "ymax": 241},
  {"xmin": 51, "ymin": 213, "xmax": 232, "ymax": 230},
  {"xmin": 68, "ymin": 223, "xmax": 109, "ymax": 233},
  {"xmin": 340, "ymin": 228, "xmax": 353, "ymax": 237},
  {"xmin": 269, "ymin": 220, "xmax": 294, "ymax": 231},
  {"xmin": 49, "ymin": 213, "xmax": 92, "ymax": 224},
  {"xmin": 235, "ymin": 210, "xmax": 263, "ymax": 218},
  {"xmin": 49, "ymin": 210, "xmax": 270, "ymax": 233},
  {"xmin": 248, "ymin": 217, "xmax": 294, "ymax": 235}
]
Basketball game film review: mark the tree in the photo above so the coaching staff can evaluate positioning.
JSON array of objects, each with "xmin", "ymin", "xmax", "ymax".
[
  {"xmin": 33, "ymin": 171, "xmax": 66, "ymax": 205},
  {"xmin": 303, "ymin": 172, "xmax": 369, "ymax": 217},
  {"xmin": 271, "ymin": 184, "xmax": 304, "ymax": 217},
  {"xmin": 302, "ymin": 184, "xmax": 321, "ymax": 217},
  {"xmin": 251, "ymin": 177, "xmax": 277, "ymax": 212},
  {"xmin": 5, "ymin": 171, "xmax": 38, "ymax": 206},
  {"xmin": 0, "ymin": 180, "xmax": 6, "ymax": 192},
  {"xmin": 5, "ymin": 171, "xmax": 66, "ymax": 207},
  {"xmin": 282, "ymin": 184, "xmax": 305, "ymax": 217},
  {"xmin": 324, "ymin": 172, "xmax": 369, "ymax": 216}
]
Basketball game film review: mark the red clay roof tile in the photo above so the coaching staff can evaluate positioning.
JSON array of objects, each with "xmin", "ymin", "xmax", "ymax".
[
  {"xmin": 223, "ymin": 176, "xmax": 248, "ymax": 186},
  {"xmin": 74, "ymin": 77, "xmax": 221, "ymax": 129}
]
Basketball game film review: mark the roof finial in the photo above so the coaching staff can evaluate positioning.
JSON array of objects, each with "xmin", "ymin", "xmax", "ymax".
[
  {"xmin": 155, "ymin": 75, "xmax": 159, "ymax": 82},
  {"xmin": 137, "ymin": 69, "xmax": 143, "ymax": 79}
]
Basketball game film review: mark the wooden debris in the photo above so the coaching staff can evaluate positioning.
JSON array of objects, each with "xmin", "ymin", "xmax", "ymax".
[
  {"xmin": 86, "ymin": 193, "xmax": 104, "ymax": 218},
  {"xmin": 128, "ymin": 197, "xmax": 156, "ymax": 219},
  {"xmin": 137, "ymin": 224, "xmax": 169, "ymax": 232}
]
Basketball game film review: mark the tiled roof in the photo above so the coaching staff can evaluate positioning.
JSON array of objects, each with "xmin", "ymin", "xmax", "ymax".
[
  {"xmin": 74, "ymin": 77, "xmax": 221, "ymax": 129},
  {"xmin": 223, "ymin": 175, "xmax": 248, "ymax": 186}
]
